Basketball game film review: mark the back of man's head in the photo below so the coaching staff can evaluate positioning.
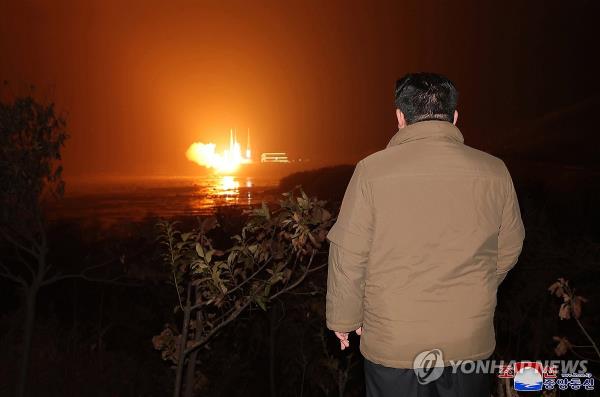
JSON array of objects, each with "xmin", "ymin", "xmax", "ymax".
[{"xmin": 394, "ymin": 73, "xmax": 458, "ymax": 125}]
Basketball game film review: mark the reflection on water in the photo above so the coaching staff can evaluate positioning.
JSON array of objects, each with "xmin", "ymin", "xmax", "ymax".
[
  {"xmin": 219, "ymin": 175, "xmax": 240, "ymax": 194},
  {"xmin": 216, "ymin": 176, "xmax": 254, "ymax": 205},
  {"xmin": 47, "ymin": 175, "xmax": 278, "ymax": 226},
  {"xmin": 189, "ymin": 175, "xmax": 256, "ymax": 210}
]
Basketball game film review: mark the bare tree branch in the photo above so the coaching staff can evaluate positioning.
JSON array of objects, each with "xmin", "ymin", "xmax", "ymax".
[
  {"xmin": 307, "ymin": 263, "xmax": 327, "ymax": 273},
  {"xmin": 224, "ymin": 255, "xmax": 273, "ymax": 297},
  {"xmin": 41, "ymin": 272, "xmax": 137, "ymax": 287},
  {"xmin": 271, "ymin": 249, "xmax": 317, "ymax": 300},
  {"xmin": 184, "ymin": 298, "xmax": 252, "ymax": 356},
  {"xmin": 41, "ymin": 258, "xmax": 138, "ymax": 287},
  {"xmin": 0, "ymin": 262, "xmax": 27, "ymax": 288},
  {"xmin": 14, "ymin": 249, "xmax": 36, "ymax": 280},
  {"xmin": 0, "ymin": 228, "xmax": 39, "ymax": 258}
]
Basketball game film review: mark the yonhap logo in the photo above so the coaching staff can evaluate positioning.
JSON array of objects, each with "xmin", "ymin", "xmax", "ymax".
[
  {"xmin": 413, "ymin": 349, "xmax": 445, "ymax": 384},
  {"xmin": 513, "ymin": 362, "xmax": 544, "ymax": 391}
]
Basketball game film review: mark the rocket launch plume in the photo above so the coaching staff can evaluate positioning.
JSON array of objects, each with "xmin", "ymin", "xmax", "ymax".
[{"xmin": 186, "ymin": 129, "xmax": 252, "ymax": 174}]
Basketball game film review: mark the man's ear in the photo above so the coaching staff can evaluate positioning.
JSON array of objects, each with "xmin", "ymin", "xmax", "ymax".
[
  {"xmin": 396, "ymin": 109, "xmax": 407, "ymax": 129},
  {"xmin": 453, "ymin": 110, "xmax": 459, "ymax": 125}
]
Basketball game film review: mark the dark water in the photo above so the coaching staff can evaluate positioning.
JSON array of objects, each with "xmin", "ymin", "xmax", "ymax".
[{"xmin": 47, "ymin": 175, "xmax": 279, "ymax": 226}]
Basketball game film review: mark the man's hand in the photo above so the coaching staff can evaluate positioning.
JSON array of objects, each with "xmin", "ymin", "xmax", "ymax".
[{"xmin": 334, "ymin": 327, "xmax": 362, "ymax": 350}]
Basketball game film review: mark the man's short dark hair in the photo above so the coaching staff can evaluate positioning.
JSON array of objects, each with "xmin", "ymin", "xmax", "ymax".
[{"xmin": 394, "ymin": 73, "xmax": 458, "ymax": 124}]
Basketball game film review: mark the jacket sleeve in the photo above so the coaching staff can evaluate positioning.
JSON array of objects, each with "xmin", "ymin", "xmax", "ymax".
[
  {"xmin": 496, "ymin": 164, "xmax": 526, "ymax": 286},
  {"xmin": 326, "ymin": 161, "xmax": 374, "ymax": 332}
]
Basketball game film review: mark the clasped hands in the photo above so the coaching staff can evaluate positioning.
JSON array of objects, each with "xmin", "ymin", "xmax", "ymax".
[{"xmin": 334, "ymin": 326, "xmax": 362, "ymax": 350}]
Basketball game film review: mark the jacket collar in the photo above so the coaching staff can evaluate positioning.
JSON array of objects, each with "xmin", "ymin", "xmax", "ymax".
[{"xmin": 386, "ymin": 120, "xmax": 464, "ymax": 148}]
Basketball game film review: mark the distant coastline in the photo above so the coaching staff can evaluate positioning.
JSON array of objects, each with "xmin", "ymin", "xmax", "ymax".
[{"xmin": 45, "ymin": 165, "xmax": 355, "ymax": 228}]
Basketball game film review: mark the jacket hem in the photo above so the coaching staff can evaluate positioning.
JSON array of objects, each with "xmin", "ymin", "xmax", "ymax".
[{"xmin": 359, "ymin": 345, "xmax": 496, "ymax": 369}]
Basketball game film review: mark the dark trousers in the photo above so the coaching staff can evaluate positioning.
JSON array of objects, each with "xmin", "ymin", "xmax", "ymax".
[{"xmin": 364, "ymin": 358, "xmax": 492, "ymax": 397}]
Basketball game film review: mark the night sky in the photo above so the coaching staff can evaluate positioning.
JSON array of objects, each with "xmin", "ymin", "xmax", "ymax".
[{"xmin": 1, "ymin": 1, "xmax": 598, "ymax": 178}]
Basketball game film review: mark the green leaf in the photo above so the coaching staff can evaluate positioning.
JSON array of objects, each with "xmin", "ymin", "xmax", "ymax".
[
  {"xmin": 254, "ymin": 295, "xmax": 267, "ymax": 311},
  {"xmin": 191, "ymin": 260, "xmax": 208, "ymax": 272},
  {"xmin": 227, "ymin": 251, "xmax": 237, "ymax": 267},
  {"xmin": 217, "ymin": 261, "xmax": 229, "ymax": 270},
  {"xmin": 301, "ymin": 189, "xmax": 309, "ymax": 201},
  {"xmin": 298, "ymin": 197, "xmax": 309, "ymax": 209},
  {"xmin": 196, "ymin": 243, "xmax": 205, "ymax": 258}
]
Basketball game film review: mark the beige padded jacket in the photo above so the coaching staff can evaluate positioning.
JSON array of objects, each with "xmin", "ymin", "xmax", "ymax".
[{"xmin": 326, "ymin": 120, "xmax": 525, "ymax": 368}]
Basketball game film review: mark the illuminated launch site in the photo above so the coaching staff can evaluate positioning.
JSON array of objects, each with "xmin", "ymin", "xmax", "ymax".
[{"xmin": 186, "ymin": 129, "xmax": 292, "ymax": 174}]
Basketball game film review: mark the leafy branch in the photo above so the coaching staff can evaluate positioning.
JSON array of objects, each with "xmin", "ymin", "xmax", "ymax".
[
  {"xmin": 548, "ymin": 278, "xmax": 600, "ymax": 360},
  {"xmin": 152, "ymin": 187, "xmax": 334, "ymax": 397}
]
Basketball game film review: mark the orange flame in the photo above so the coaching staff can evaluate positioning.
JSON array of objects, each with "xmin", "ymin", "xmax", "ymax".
[{"xmin": 186, "ymin": 129, "xmax": 251, "ymax": 174}]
